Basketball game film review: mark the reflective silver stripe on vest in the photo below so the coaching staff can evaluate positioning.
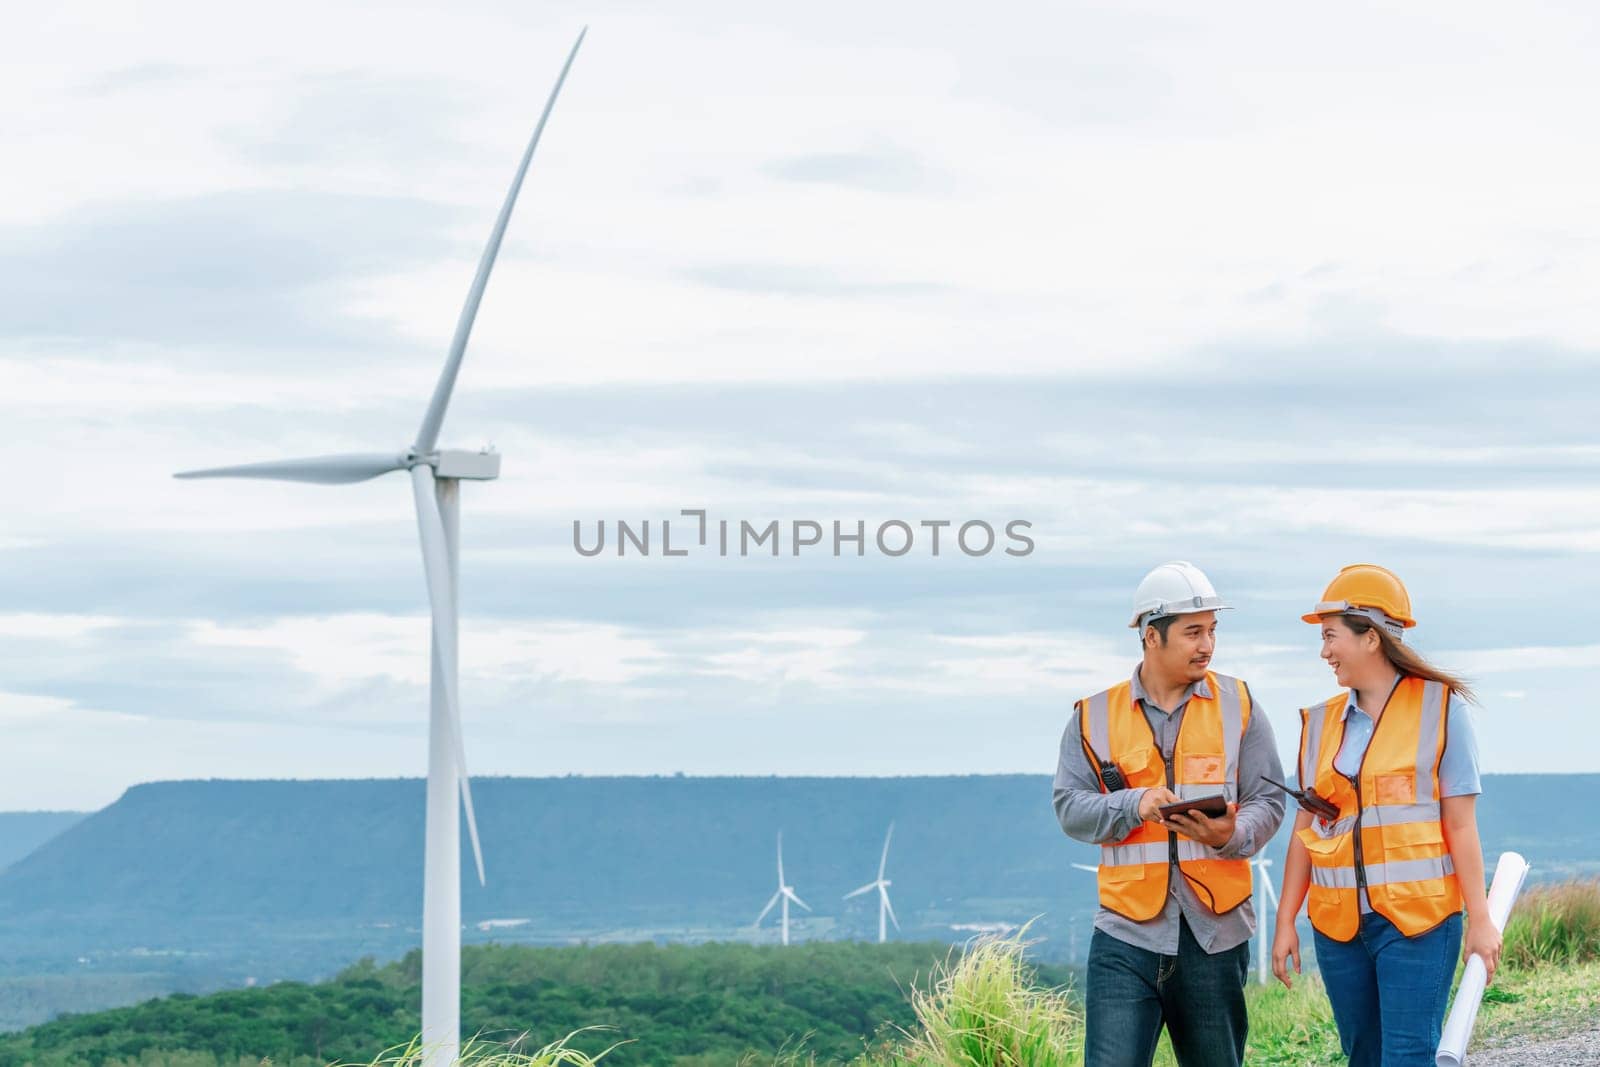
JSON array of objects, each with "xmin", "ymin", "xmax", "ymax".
[
  {"xmin": 1308, "ymin": 854, "xmax": 1454, "ymax": 891},
  {"xmin": 1100, "ymin": 840, "xmax": 1168, "ymax": 867},
  {"xmin": 1367, "ymin": 854, "xmax": 1455, "ymax": 885},
  {"xmin": 1175, "ymin": 838, "xmax": 1214, "ymax": 863},
  {"xmin": 1085, "ymin": 689, "xmax": 1112, "ymax": 763},
  {"xmin": 1300, "ymin": 696, "xmax": 1338, "ymax": 785},
  {"xmin": 1310, "ymin": 865, "xmax": 1360, "ymax": 890},
  {"xmin": 1177, "ymin": 782, "xmax": 1228, "ymax": 800},
  {"xmin": 1365, "ymin": 802, "xmax": 1441, "ymax": 828},
  {"xmin": 1413, "ymin": 681, "xmax": 1447, "ymax": 802},
  {"xmin": 1216, "ymin": 675, "xmax": 1244, "ymax": 804}
]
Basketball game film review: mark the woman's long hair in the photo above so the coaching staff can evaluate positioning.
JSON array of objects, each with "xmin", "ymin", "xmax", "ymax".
[{"xmin": 1341, "ymin": 614, "xmax": 1478, "ymax": 705}]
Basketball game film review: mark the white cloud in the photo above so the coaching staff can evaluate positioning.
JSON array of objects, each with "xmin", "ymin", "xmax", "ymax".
[
  {"xmin": 1437, "ymin": 644, "xmax": 1600, "ymax": 674},
  {"xmin": 6, "ymin": 0, "xmax": 1600, "ymax": 805},
  {"xmin": 190, "ymin": 614, "xmax": 672, "ymax": 690},
  {"xmin": 0, "ymin": 614, "xmax": 123, "ymax": 639}
]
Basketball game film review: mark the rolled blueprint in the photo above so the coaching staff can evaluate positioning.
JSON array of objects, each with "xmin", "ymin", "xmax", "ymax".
[{"xmin": 1436, "ymin": 851, "xmax": 1531, "ymax": 1067}]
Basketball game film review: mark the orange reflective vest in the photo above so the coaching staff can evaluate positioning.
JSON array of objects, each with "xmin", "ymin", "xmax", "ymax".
[
  {"xmin": 1076, "ymin": 671, "xmax": 1254, "ymax": 921},
  {"xmin": 1296, "ymin": 676, "xmax": 1463, "ymax": 941}
]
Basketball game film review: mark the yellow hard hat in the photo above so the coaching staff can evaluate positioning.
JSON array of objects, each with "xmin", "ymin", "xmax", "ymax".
[{"xmin": 1302, "ymin": 563, "xmax": 1416, "ymax": 633}]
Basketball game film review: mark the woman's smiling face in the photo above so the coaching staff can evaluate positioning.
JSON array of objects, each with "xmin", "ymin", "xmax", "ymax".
[{"xmin": 1320, "ymin": 614, "xmax": 1378, "ymax": 689}]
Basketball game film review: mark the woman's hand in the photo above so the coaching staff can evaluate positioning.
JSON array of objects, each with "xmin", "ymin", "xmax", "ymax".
[
  {"xmin": 1271, "ymin": 924, "xmax": 1301, "ymax": 990},
  {"xmin": 1463, "ymin": 915, "xmax": 1503, "ymax": 983}
]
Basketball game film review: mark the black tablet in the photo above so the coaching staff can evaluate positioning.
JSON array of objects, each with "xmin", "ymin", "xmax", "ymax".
[{"xmin": 1158, "ymin": 794, "xmax": 1228, "ymax": 820}]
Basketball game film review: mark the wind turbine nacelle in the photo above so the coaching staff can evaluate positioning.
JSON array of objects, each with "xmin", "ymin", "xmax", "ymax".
[{"xmin": 433, "ymin": 449, "xmax": 502, "ymax": 480}]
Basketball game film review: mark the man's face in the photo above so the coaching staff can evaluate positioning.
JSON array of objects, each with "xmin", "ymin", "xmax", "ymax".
[{"xmin": 1146, "ymin": 610, "xmax": 1218, "ymax": 683}]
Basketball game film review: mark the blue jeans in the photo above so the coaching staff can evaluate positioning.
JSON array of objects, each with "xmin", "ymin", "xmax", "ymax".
[
  {"xmin": 1313, "ymin": 910, "xmax": 1462, "ymax": 1067},
  {"xmin": 1084, "ymin": 917, "xmax": 1249, "ymax": 1067}
]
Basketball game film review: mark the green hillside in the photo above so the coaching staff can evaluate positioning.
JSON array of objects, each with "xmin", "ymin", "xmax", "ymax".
[
  {"xmin": 0, "ymin": 774, "xmax": 1593, "ymax": 1033},
  {"xmin": 0, "ymin": 940, "xmax": 1072, "ymax": 1067},
  {"xmin": 0, "ymin": 814, "xmax": 86, "ymax": 874}
]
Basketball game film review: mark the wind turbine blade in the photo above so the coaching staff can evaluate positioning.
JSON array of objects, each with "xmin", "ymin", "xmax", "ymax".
[
  {"xmin": 843, "ymin": 882, "xmax": 877, "ymax": 899},
  {"xmin": 1071, "ymin": 863, "xmax": 1099, "ymax": 873},
  {"xmin": 413, "ymin": 27, "xmax": 587, "ymax": 454},
  {"xmin": 411, "ymin": 466, "xmax": 484, "ymax": 887},
  {"xmin": 174, "ymin": 453, "xmax": 408, "ymax": 484},
  {"xmin": 878, "ymin": 821, "xmax": 894, "ymax": 880},
  {"xmin": 755, "ymin": 890, "xmax": 782, "ymax": 925},
  {"xmin": 784, "ymin": 888, "xmax": 811, "ymax": 912},
  {"xmin": 776, "ymin": 831, "xmax": 784, "ymax": 886},
  {"xmin": 457, "ymin": 762, "xmax": 486, "ymax": 887},
  {"xmin": 881, "ymin": 886, "xmax": 901, "ymax": 931}
]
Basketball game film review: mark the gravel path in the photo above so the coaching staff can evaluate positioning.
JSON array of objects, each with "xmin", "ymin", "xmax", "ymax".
[{"xmin": 1471, "ymin": 1025, "xmax": 1600, "ymax": 1066}]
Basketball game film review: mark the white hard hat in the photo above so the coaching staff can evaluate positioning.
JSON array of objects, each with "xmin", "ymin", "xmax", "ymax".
[{"xmin": 1129, "ymin": 561, "xmax": 1232, "ymax": 630}]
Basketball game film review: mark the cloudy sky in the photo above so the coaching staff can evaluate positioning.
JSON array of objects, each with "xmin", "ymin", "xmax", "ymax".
[{"xmin": 4, "ymin": 1, "xmax": 1599, "ymax": 811}]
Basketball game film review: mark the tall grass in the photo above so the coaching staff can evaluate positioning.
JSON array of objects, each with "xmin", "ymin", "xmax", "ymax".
[
  {"xmin": 1502, "ymin": 878, "xmax": 1600, "ymax": 969},
  {"xmin": 336, "ymin": 1029, "xmax": 623, "ymax": 1067},
  {"xmin": 335, "ymin": 885, "xmax": 1600, "ymax": 1067},
  {"xmin": 861, "ymin": 929, "xmax": 1082, "ymax": 1067}
]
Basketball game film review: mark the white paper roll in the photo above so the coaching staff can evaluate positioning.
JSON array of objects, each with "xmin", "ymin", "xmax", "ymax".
[{"xmin": 1436, "ymin": 851, "xmax": 1531, "ymax": 1067}]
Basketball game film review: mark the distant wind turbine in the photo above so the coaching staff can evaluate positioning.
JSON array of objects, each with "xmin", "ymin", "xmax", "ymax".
[
  {"xmin": 754, "ymin": 832, "xmax": 811, "ymax": 945},
  {"xmin": 843, "ymin": 822, "xmax": 900, "ymax": 943},
  {"xmin": 173, "ymin": 28, "xmax": 587, "ymax": 1067}
]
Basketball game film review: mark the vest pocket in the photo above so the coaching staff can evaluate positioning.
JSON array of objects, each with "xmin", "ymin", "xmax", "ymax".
[
  {"xmin": 1374, "ymin": 773, "xmax": 1416, "ymax": 805},
  {"xmin": 1380, "ymin": 820, "xmax": 1443, "ymax": 858},
  {"xmin": 1182, "ymin": 752, "xmax": 1225, "ymax": 784},
  {"xmin": 1307, "ymin": 889, "xmax": 1353, "ymax": 939},
  {"xmin": 1382, "ymin": 873, "xmax": 1447, "ymax": 899},
  {"xmin": 1102, "ymin": 863, "xmax": 1147, "ymax": 882},
  {"xmin": 1117, "ymin": 746, "xmax": 1160, "ymax": 787}
]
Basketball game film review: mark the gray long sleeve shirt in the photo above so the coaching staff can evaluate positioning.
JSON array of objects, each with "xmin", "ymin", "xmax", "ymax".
[{"xmin": 1052, "ymin": 665, "xmax": 1286, "ymax": 955}]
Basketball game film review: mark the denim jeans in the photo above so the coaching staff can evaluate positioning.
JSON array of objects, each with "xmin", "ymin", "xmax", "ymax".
[
  {"xmin": 1084, "ymin": 917, "xmax": 1249, "ymax": 1067},
  {"xmin": 1313, "ymin": 910, "xmax": 1462, "ymax": 1067}
]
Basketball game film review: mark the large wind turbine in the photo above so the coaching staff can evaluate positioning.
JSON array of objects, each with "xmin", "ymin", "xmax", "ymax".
[
  {"xmin": 843, "ymin": 822, "xmax": 899, "ymax": 943},
  {"xmin": 754, "ymin": 832, "xmax": 811, "ymax": 946},
  {"xmin": 174, "ymin": 29, "xmax": 586, "ymax": 1066}
]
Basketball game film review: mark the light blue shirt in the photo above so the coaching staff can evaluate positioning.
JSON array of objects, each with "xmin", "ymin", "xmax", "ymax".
[
  {"xmin": 1326, "ymin": 677, "xmax": 1481, "ymax": 910},
  {"xmin": 1332, "ymin": 682, "xmax": 1481, "ymax": 798}
]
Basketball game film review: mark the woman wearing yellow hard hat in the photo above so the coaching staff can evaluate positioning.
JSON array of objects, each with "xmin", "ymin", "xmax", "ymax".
[{"xmin": 1269, "ymin": 564, "xmax": 1497, "ymax": 1067}]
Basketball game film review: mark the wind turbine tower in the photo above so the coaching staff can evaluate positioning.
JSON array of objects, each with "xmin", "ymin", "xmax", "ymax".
[
  {"xmin": 843, "ymin": 822, "xmax": 900, "ymax": 943},
  {"xmin": 754, "ymin": 832, "xmax": 811, "ymax": 945},
  {"xmin": 1251, "ymin": 854, "xmax": 1281, "ymax": 984},
  {"xmin": 174, "ymin": 30, "xmax": 587, "ymax": 1067}
]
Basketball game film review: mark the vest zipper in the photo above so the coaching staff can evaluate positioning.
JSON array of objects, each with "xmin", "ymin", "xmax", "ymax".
[
  {"xmin": 1342, "ymin": 678, "xmax": 1404, "ymax": 903},
  {"xmin": 1341, "ymin": 767, "xmax": 1368, "ymax": 896}
]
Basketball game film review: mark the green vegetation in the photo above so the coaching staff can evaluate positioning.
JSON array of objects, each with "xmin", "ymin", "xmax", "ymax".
[
  {"xmin": 1470, "ymin": 959, "xmax": 1600, "ymax": 1049},
  {"xmin": 8, "ymin": 882, "xmax": 1600, "ymax": 1067},
  {"xmin": 1219, "ymin": 978, "xmax": 1341, "ymax": 1067},
  {"xmin": 1501, "ymin": 877, "xmax": 1600, "ymax": 969},
  {"xmin": 4, "ymin": 774, "xmax": 1596, "ymax": 1031},
  {"xmin": 336, "ymin": 1030, "xmax": 619, "ymax": 1067},
  {"xmin": 858, "ymin": 930, "xmax": 1080, "ymax": 1067},
  {"xmin": 0, "ymin": 941, "xmax": 1074, "ymax": 1067}
]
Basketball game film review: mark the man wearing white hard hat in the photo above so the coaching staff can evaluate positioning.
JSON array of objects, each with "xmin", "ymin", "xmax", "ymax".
[{"xmin": 1052, "ymin": 562, "xmax": 1285, "ymax": 1067}]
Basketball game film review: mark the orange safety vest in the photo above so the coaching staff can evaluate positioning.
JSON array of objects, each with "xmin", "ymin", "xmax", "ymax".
[
  {"xmin": 1076, "ymin": 671, "xmax": 1254, "ymax": 921},
  {"xmin": 1296, "ymin": 676, "xmax": 1462, "ymax": 941}
]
